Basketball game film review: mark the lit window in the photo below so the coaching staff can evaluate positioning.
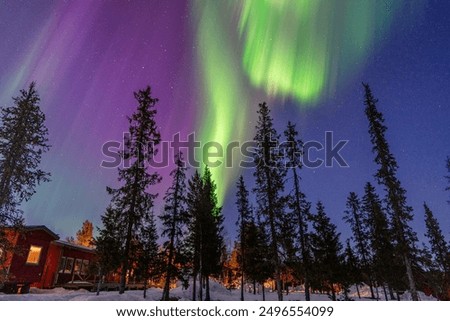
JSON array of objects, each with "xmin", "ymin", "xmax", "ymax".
[
  {"xmin": 26, "ymin": 245, "xmax": 42, "ymax": 265},
  {"xmin": 74, "ymin": 259, "xmax": 82, "ymax": 274},
  {"xmin": 64, "ymin": 257, "xmax": 74, "ymax": 274},
  {"xmin": 58, "ymin": 257, "xmax": 67, "ymax": 273},
  {"xmin": 81, "ymin": 260, "xmax": 89, "ymax": 275}
]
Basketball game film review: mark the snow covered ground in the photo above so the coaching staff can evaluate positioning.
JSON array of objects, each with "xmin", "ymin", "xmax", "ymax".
[{"xmin": 0, "ymin": 282, "xmax": 436, "ymax": 301}]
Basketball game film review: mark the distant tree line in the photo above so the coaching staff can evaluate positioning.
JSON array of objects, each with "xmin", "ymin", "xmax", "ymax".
[
  {"xmin": 95, "ymin": 83, "xmax": 449, "ymax": 301},
  {"xmin": 0, "ymin": 83, "xmax": 448, "ymax": 301}
]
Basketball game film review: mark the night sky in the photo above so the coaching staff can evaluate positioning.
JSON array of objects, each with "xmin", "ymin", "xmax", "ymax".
[{"xmin": 0, "ymin": 0, "xmax": 448, "ymax": 244}]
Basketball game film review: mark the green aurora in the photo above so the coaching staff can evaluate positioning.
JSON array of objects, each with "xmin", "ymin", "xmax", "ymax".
[{"xmin": 196, "ymin": 0, "xmax": 417, "ymax": 203}]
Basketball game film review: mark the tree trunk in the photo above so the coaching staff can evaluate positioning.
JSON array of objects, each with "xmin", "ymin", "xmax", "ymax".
[
  {"xmin": 331, "ymin": 286, "xmax": 336, "ymax": 301},
  {"xmin": 240, "ymin": 272, "xmax": 244, "ymax": 301},
  {"xmin": 262, "ymin": 283, "xmax": 265, "ymax": 301},
  {"xmin": 205, "ymin": 276, "xmax": 211, "ymax": 301},
  {"xmin": 304, "ymin": 279, "xmax": 311, "ymax": 301},
  {"xmin": 162, "ymin": 233, "xmax": 176, "ymax": 300},
  {"xmin": 292, "ymin": 167, "xmax": 310, "ymax": 301},
  {"xmin": 199, "ymin": 274, "xmax": 203, "ymax": 301},
  {"xmin": 263, "ymin": 146, "xmax": 283, "ymax": 301},
  {"xmin": 355, "ymin": 284, "xmax": 361, "ymax": 299},
  {"xmin": 368, "ymin": 281, "xmax": 375, "ymax": 299},
  {"xmin": 375, "ymin": 283, "xmax": 380, "ymax": 301},
  {"xmin": 382, "ymin": 284, "xmax": 388, "ymax": 301},
  {"xmin": 403, "ymin": 254, "xmax": 419, "ymax": 301},
  {"xmin": 143, "ymin": 278, "xmax": 147, "ymax": 299},
  {"xmin": 192, "ymin": 274, "xmax": 197, "ymax": 301},
  {"xmin": 253, "ymin": 280, "xmax": 256, "ymax": 295},
  {"xmin": 388, "ymin": 285, "xmax": 395, "ymax": 300},
  {"xmin": 119, "ymin": 181, "xmax": 139, "ymax": 294},
  {"xmin": 96, "ymin": 271, "xmax": 102, "ymax": 296}
]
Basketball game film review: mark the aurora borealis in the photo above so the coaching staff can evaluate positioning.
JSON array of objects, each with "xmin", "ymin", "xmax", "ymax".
[
  {"xmin": 0, "ymin": 0, "xmax": 449, "ymax": 241},
  {"xmin": 237, "ymin": 0, "xmax": 399, "ymax": 103}
]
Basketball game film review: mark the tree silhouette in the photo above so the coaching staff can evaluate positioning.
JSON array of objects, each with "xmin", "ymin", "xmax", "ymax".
[
  {"xmin": 160, "ymin": 153, "xmax": 189, "ymax": 300},
  {"xmin": 423, "ymin": 202, "xmax": 449, "ymax": 299},
  {"xmin": 310, "ymin": 201, "xmax": 343, "ymax": 301},
  {"xmin": 344, "ymin": 192, "xmax": 374, "ymax": 298},
  {"xmin": 253, "ymin": 102, "xmax": 286, "ymax": 301},
  {"xmin": 362, "ymin": 83, "xmax": 419, "ymax": 300},
  {"xmin": 103, "ymin": 86, "xmax": 161, "ymax": 294},
  {"xmin": 0, "ymin": 82, "xmax": 50, "ymax": 275},
  {"xmin": 283, "ymin": 121, "xmax": 312, "ymax": 301}
]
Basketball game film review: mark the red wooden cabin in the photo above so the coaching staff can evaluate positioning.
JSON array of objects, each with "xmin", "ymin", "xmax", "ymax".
[{"xmin": 1, "ymin": 225, "xmax": 96, "ymax": 291}]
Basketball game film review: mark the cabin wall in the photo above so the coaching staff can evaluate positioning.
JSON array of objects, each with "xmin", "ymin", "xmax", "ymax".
[{"xmin": 8, "ymin": 230, "xmax": 55, "ymax": 286}]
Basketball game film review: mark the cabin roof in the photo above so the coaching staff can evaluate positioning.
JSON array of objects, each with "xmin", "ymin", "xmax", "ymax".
[
  {"xmin": 52, "ymin": 240, "xmax": 96, "ymax": 253},
  {"xmin": 22, "ymin": 225, "xmax": 60, "ymax": 240}
]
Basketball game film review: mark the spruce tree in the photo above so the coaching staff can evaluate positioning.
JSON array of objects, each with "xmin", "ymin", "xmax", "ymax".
[
  {"xmin": 235, "ymin": 175, "xmax": 252, "ymax": 301},
  {"xmin": 135, "ymin": 213, "xmax": 159, "ymax": 299},
  {"xmin": 253, "ymin": 102, "xmax": 286, "ymax": 301},
  {"xmin": 446, "ymin": 157, "xmax": 450, "ymax": 204},
  {"xmin": 344, "ymin": 192, "xmax": 374, "ymax": 298},
  {"xmin": 362, "ymin": 182, "xmax": 397, "ymax": 300},
  {"xmin": 423, "ymin": 203, "xmax": 449, "ymax": 275},
  {"xmin": 159, "ymin": 153, "xmax": 188, "ymax": 300},
  {"xmin": 105, "ymin": 86, "xmax": 161, "ymax": 294},
  {"xmin": 283, "ymin": 121, "xmax": 311, "ymax": 301},
  {"xmin": 201, "ymin": 167, "xmax": 224, "ymax": 301},
  {"xmin": 310, "ymin": 201, "xmax": 343, "ymax": 301},
  {"xmin": 186, "ymin": 168, "xmax": 224, "ymax": 301},
  {"xmin": 0, "ymin": 82, "xmax": 50, "ymax": 271},
  {"xmin": 362, "ymin": 83, "xmax": 419, "ymax": 300},
  {"xmin": 186, "ymin": 170, "xmax": 203, "ymax": 301},
  {"xmin": 423, "ymin": 202, "xmax": 449, "ymax": 299},
  {"xmin": 342, "ymin": 240, "xmax": 362, "ymax": 300},
  {"xmin": 75, "ymin": 220, "xmax": 94, "ymax": 247},
  {"xmin": 245, "ymin": 216, "xmax": 274, "ymax": 301},
  {"xmin": 94, "ymin": 207, "xmax": 126, "ymax": 291}
]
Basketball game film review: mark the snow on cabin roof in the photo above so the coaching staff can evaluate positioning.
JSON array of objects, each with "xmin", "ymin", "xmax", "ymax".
[{"xmin": 52, "ymin": 240, "xmax": 96, "ymax": 253}]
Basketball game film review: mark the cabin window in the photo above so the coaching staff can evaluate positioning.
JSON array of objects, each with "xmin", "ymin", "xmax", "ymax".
[
  {"xmin": 74, "ymin": 259, "xmax": 82, "ymax": 274},
  {"xmin": 58, "ymin": 257, "xmax": 67, "ymax": 273},
  {"xmin": 64, "ymin": 257, "xmax": 74, "ymax": 274},
  {"xmin": 26, "ymin": 245, "xmax": 42, "ymax": 265},
  {"xmin": 81, "ymin": 260, "xmax": 89, "ymax": 275}
]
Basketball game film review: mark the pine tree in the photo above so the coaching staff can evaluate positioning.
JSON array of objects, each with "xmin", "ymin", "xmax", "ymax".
[
  {"xmin": 344, "ymin": 192, "xmax": 374, "ymax": 298},
  {"xmin": 423, "ymin": 203, "xmax": 449, "ymax": 275},
  {"xmin": 159, "ymin": 153, "xmax": 189, "ymax": 301},
  {"xmin": 446, "ymin": 157, "xmax": 450, "ymax": 204},
  {"xmin": 423, "ymin": 202, "xmax": 449, "ymax": 299},
  {"xmin": 362, "ymin": 182, "xmax": 397, "ymax": 300},
  {"xmin": 362, "ymin": 83, "xmax": 419, "ymax": 300},
  {"xmin": 223, "ymin": 243, "xmax": 240, "ymax": 290},
  {"xmin": 235, "ymin": 175, "xmax": 252, "ymax": 301},
  {"xmin": 0, "ymin": 82, "xmax": 50, "ymax": 270},
  {"xmin": 253, "ymin": 102, "xmax": 286, "ymax": 301},
  {"xmin": 200, "ymin": 167, "xmax": 224, "ymax": 301},
  {"xmin": 310, "ymin": 201, "xmax": 343, "ymax": 301},
  {"xmin": 94, "ymin": 207, "xmax": 126, "ymax": 289},
  {"xmin": 185, "ymin": 168, "xmax": 224, "ymax": 301},
  {"xmin": 342, "ymin": 240, "xmax": 362, "ymax": 300},
  {"xmin": 105, "ymin": 86, "xmax": 161, "ymax": 294},
  {"xmin": 135, "ymin": 212, "xmax": 159, "ymax": 299},
  {"xmin": 75, "ymin": 220, "xmax": 94, "ymax": 247},
  {"xmin": 283, "ymin": 121, "xmax": 312, "ymax": 301},
  {"xmin": 244, "ymin": 216, "xmax": 274, "ymax": 301},
  {"xmin": 186, "ymin": 170, "xmax": 203, "ymax": 301}
]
